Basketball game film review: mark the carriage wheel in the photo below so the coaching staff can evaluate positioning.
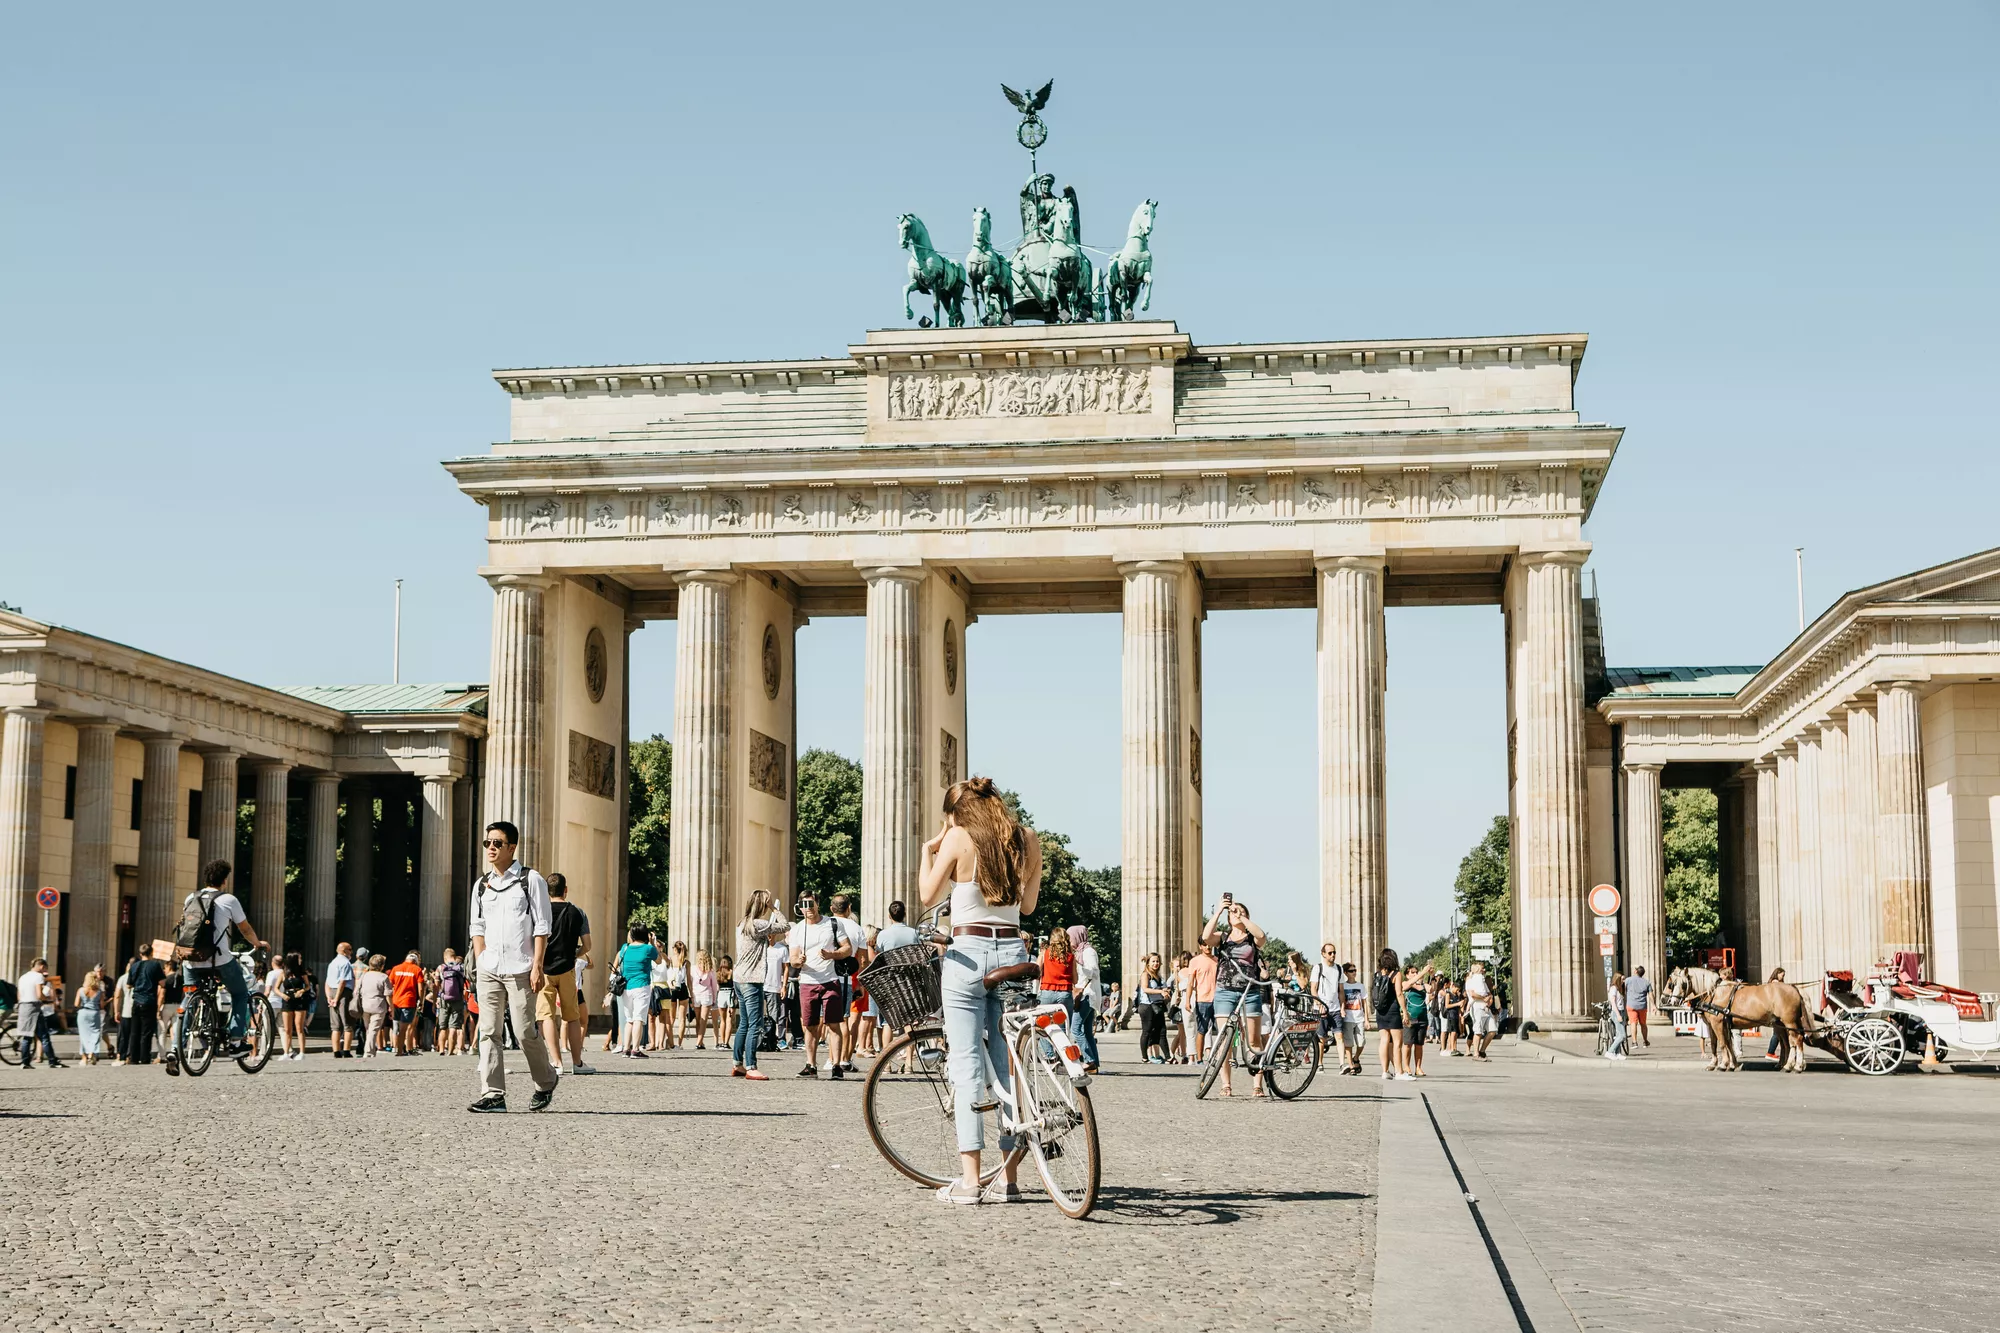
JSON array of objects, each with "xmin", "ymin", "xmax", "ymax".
[{"xmin": 1841, "ymin": 1017, "xmax": 1905, "ymax": 1075}]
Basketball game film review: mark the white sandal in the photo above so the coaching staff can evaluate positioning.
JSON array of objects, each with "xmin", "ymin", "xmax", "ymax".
[{"xmin": 935, "ymin": 1180, "xmax": 983, "ymax": 1206}]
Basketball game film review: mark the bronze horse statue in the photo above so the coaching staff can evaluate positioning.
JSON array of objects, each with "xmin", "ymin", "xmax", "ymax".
[
  {"xmin": 1662, "ymin": 966, "xmax": 1819, "ymax": 1072},
  {"xmin": 899, "ymin": 213, "xmax": 965, "ymax": 328}
]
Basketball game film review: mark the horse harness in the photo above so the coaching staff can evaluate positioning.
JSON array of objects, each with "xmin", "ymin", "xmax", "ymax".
[{"xmin": 1692, "ymin": 979, "xmax": 1745, "ymax": 1030}]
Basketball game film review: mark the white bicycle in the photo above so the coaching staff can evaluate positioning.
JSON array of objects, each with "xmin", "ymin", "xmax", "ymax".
[{"xmin": 861, "ymin": 946, "xmax": 1102, "ymax": 1219}]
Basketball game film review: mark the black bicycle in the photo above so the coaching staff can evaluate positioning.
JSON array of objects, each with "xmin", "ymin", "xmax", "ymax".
[{"xmin": 174, "ymin": 955, "xmax": 277, "ymax": 1077}]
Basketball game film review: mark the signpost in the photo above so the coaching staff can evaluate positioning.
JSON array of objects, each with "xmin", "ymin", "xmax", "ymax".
[
  {"xmin": 1469, "ymin": 930, "xmax": 1495, "ymax": 963},
  {"xmin": 1589, "ymin": 884, "xmax": 1620, "ymax": 993},
  {"xmin": 36, "ymin": 886, "xmax": 60, "ymax": 965}
]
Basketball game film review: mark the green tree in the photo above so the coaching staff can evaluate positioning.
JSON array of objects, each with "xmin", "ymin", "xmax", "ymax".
[
  {"xmin": 990, "ymin": 788, "xmax": 1121, "ymax": 974},
  {"xmin": 796, "ymin": 748, "xmax": 863, "ymax": 904},
  {"xmin": 1405, "ymin": 933, "xmax": 1453, "ymax": 972},
  {"xmin": 1420, "ymin": 815, "xmax": 1513, "ymax": 981},
  {"xmin": 1663, "ymin": 787, "xmax": 1720, "ymax": 964},
  {"xmin": 627, "ymin": 735, "xmax": 671, "ymax": 921}
]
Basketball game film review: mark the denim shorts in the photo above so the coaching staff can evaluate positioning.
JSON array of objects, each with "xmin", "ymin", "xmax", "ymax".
[
  {"xmin": 1213, "ymin": 988, "xmax": 1262, "ymax": 1018},
  {"xmin": 1194, "ymin": 1001, "xmax": 1216, "ymax": 1034}
]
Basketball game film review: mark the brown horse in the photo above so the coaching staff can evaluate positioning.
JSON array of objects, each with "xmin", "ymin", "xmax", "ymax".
[{"xmin": 1661, "ymin": 967, "xmax": 1818, "ymax": 1072}]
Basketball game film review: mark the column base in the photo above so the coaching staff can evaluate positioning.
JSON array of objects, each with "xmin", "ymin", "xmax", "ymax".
[{"xmin": 1518, "ymin": 1016, "xmax": 1597, "ymax": 1034}]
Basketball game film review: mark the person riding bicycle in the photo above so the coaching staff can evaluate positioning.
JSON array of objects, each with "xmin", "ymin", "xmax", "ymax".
[
  {"xmin": 1201, "ymin": 894, "xmax": 1268, "ymax": 1097},
  {"xmin": 917, "ymin": 775, "xmax": 1043, "ymax": 1206},
  {"xmin": 166, "ymin": 859, "xmax": 267, "ymax": 1072}
]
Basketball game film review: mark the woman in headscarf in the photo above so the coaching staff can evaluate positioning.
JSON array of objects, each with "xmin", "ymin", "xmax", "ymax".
[{"xmin": 1067, "ymin": 924, "xmax": 1102, "ymax": 1075}]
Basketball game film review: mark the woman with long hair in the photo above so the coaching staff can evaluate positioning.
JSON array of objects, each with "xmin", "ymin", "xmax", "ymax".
[
  {"xmin": 279, "ymin": 952, "xmax": 314, "ymax": 1060},
  {"xmin": 918, "ymin": 775, "xmax": 1043, "ymax": 1205},
  {"xmin": 1201, "ymin": 898, "xmax": 1269, "ymax": 1097},
  {"xmin": 731, "ymin": 888, "xmax": 788, "ymax": 1079},
  {"xmin": 72, "ymin": 966, "xmax": 106, "ymax": 1065},
  {"xmin": 664, "ymin": 942, "xmax": 692, "ymax": 1046},
  {"xmin": 1373, "ymin": 948, "xmax": 1408, "ymax": 1081},
  {"xmin": 1138, "ymin": 954, "xmax": 1170, "ymax": 1064},
  {"xmin": 690, "ymin": 950, "xmax": 719, "ymax": 1049},
  {"xmin": 716, "ymin": 954, "xmax": 736, "ymax": 1047},
  {"xmin": 614, "ymin": 927, "xmax": 658, "ymax": 1058},
  {"xmin": 1036, "ymin": 927, "xmax": 1075, "ymax": 1012}
]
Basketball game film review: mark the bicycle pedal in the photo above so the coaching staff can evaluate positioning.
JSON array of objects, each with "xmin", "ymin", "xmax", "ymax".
[{"xmin": 971, "ymin": 1098, "xmax": 1000, "ymax": 1112}]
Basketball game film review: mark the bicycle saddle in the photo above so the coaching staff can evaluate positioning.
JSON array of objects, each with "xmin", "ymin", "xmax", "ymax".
[{"xmin": 982, "ymin": 961, "xmax": 1040, "ymax": 990}]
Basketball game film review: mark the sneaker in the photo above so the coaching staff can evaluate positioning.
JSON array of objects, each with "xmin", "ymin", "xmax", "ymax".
[
  {"xmin": 979, "ymin": 1179, "xmax": 1027, "ymax": 1204},
  {"xmin": 934, "ymin": 1180, "xmax": 982, "ymax": 1206},
  {"xmin": 467, "ymin": 1093, "xmax": 508, "ymax": 1114},
  {"xmin": 1380, "ymin": 1072, "xmax": 1391, "ymax": 1080},
  {"xmin": 571, "ymin": 1062, "xmax": 597, "ymax": 1075},
  {"xmin": 629, "ymin": 1049, "xmax": 648, "ymax": 1059},
  {"xmin": 830, "ymin": 1064, "xmax": 845, "ymax": 1080},
  {"xmin": 1394, "ymin": 1073, "xmax": 1415, "ymax": 1081},
  {"xmin": 529, "ymin": 1084, "xmax": 556, "ymax": 1112},
  {"xmin": 163, "ymin": 1056, "xmax": 180, "ymax": 1077},
  {"xmin": 798, "ymin": 1064, "xmax": 818, "ymax": 1078},
  {"xmin": 745, "ymin": 1069, "xmax": 769, "ymax": 1081}
]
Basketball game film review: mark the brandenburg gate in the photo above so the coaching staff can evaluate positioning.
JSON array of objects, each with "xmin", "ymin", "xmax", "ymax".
[{"xmin": 446, "ymin": 319, "xmax": 1623, "ymax": 1028}]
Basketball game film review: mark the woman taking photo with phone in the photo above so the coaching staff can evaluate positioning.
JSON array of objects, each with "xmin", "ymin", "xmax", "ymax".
[
  {"xmin": 1201, "ymin": 895, "xmax": 1268, "ymax": 1097},
  {"xmin": 918, "ymin": 776, "xmax": 1043, "ymax": 1206}
]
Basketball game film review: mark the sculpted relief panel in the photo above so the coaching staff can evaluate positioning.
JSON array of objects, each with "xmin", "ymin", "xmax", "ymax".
[{"xmin": 887, "ymin": 365, "xmax": 1152, "ymax": 420}]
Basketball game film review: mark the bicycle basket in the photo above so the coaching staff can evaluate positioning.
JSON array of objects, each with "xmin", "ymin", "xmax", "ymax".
[{"xmin": 860, "ymin": 943, "xmax": 942, "ymax": 1029}]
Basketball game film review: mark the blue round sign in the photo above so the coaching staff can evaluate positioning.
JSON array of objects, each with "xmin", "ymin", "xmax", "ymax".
[{"xmin": 35, "ymin": 886, "xmax": 60, "ymax": 910}]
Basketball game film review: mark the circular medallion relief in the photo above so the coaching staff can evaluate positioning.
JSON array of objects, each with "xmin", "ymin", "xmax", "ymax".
[
  {"xmin": 584, "ymin": 627, "xmax": 608, "ymax": 704},
  {"xmin": 762, "ymin": 623, "xmax": 781, "ymax": 699},
  {"xmin": 943, "ymin": 619, "xmax": 959, "ymax": 696}
]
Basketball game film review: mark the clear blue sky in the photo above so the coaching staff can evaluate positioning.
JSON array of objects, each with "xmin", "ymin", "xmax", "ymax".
[{"xmin": 4, "ymin": 4, "xmax": 1994, "ymax": 952}]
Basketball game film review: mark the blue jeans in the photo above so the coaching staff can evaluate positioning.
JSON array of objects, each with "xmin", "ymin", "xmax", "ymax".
[
  {"xmin": 184, "ymin": 960, "xmax": 252, "ymax": 1043},
  {"xmin": 731, "ymin": 982, "xmax": 765, "ymax": 1069},
  {"xmin": 18, "ymin": 1009, "xmax": 56, "ymax": 1064},
  {"xmin": 1070, "ymin": 993, "xmax": 1099, "ymax": 1067},
  {"xmin": 941, "ymin": 935, "xmax": 1026, "ymax": 1154},
  {"xmin": 1609, "ymin": 1015, "xmax": 1628, "ymax": 1056}
]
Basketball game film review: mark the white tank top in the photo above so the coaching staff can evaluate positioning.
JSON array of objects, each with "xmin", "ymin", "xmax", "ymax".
[{"xmin": 950, "ymin": 877, "xmax": 1020, "ymax": 928}]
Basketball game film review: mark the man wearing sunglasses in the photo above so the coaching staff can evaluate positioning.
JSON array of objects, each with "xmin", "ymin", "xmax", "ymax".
[{"xmin": 467, "ymin": 821, "xmax": 558, "ymax": 1113}]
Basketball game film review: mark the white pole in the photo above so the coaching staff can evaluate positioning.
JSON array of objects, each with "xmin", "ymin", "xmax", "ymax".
[
  {"xmin": 1793, "ymin": 548, "xmax": 1805, "ymax": 634},
  {"xmin": 393, "ymin": 579, "xmax": 403, "ymax": 684}
]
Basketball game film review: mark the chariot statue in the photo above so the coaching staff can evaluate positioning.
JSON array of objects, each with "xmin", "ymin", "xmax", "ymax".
[{"xmin": 896, "ymin": 81, "xmax": 1159, "ymax": 327}]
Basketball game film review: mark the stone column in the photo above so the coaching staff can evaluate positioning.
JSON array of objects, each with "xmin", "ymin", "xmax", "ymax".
[
  {"xmin": 1875, "ymin": 682, "xmax": 1930, "ymax": 961},
  {"xmin": 1516, "ymin": 549, "xmax": 1593, "ymax": 1024},
  {"xmin": 860, "ymin": 565, "xmax": 924, "ymax": 931},
  {"xmin": 1622, "ymin": 763, "xmax": 1666, "ymax": 986},
  {"xmin": 615, "ymin": 615, "xmax": 639, "ymax": 934},
  {"xmin": 1795, "ymin": 728, "xmax": 1825, "ymax": 981},
  {"xmin": 70, "ymin": 722, "xmax": 120, "ymax": 973},
  {"xmin": 1734, "ymin": 772, "xmax": 1762, "ymax": 980},
  {"xmin": 1120, "ymin": 559, "xmax": 1186, "ymax": 982},
  {"xmin": 199, "ymin": 749, "xmax": 242, "ymax": 868},
  {"xmin": 484, "ymin": 573, "xmax": 552, "ymax": 870},
  {"xmin": 340, "ymin": 778, "xmax": 373, "ymax": 947},
  {"xmin": 0, "ymin": 707, "xmax": 49, "ymax": 975},
  {"xmin": 305, "ymin": 773, "xmax": 340, "ymax": 966},
  {"xmin": 1775, "ymin": 745, "xmax": 1800, "ymax": 974},
  {"xmin": 138, "ymin": 735, "xmax": 184, "ymax": 945},
  {"xmin": 1818, "ymin": 717, "xmax": 1852, "ymax": 972},
  {"xmin": 1845, "ymin": 701, "xmax": 1881, "ymax": 970},
  {"xmin": 419, "ymin": 775, "xmax": 454, "ymax": 962},
  {"xmin": 1754, "ymin": 759, "xmax": 1779, "ymax": 979},
  {"xmin": 1315, "ymin": 554, "xmax": 1387, "ymax": 973},
  {"xmin": 250, "ymin": 762, "xmax": 292, "ymax": 952},
  {"xmin": 668, "ymin": 570, "xmax": 735, "ymax": 960}
]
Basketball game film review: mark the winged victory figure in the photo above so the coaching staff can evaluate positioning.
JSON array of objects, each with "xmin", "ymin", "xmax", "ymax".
[{"xmin": 1002, "ymin": 80, "xmax": 1053, "ymax": 116}]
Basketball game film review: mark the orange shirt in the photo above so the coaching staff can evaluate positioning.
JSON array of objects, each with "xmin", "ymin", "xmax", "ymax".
[
  {"xmin": 1189, "ymin": 954, "xmax": 1219, "ymax": 1003},
  {"xmin": 388, "ymin": 962, "xmax": 424, "ymax": 1009},
  {"xmin": 1040, "ymin": 952, "xmax": 1076, "ymax": 992}
]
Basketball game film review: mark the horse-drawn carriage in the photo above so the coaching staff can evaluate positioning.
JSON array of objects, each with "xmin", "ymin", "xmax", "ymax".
[{"xmin": 1818, "ymin": 968, "xmax": 2000, "ymax": 1075}]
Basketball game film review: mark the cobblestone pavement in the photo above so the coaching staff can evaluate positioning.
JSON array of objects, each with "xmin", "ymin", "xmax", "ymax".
[
  {"xmin": 0, "ymin": 1032, "xmax": 1374, "ymax": 1332},
  {"xmin": 1429, "ymin": 1042, "xmax": 2000, "ymax": 1332}
]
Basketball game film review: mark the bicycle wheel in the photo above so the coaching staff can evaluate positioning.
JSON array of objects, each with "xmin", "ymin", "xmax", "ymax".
[
  {"xmin": 179, "ymin": 997, "xmax": 216, "ymax": 1077},
  {"xmin": 237, "ymin": 998, "xmax": 277, "ymax": 1073},
  {"xmin": 1263, "ymin": 1028, "xmax": 1321, "ymax": 1100},
  {"xmin": 0, "ymin": 1015, "xmax": 19, "ymax": 1066},
  {"xmin": 865, "ymin": 1028, "xmax": 969, "ymax": 1188},
  {"xmin": 1014, "ymin": 1023, "xmax": 1100, "ymax": 1219},
  {"xmin": 1595, "ymin": 1016, "xmax": 1613, "ymax": 1056},
  {"xmin": 1195, "ymin": 1021, "xmax": 1233, "ymax": 1100}
]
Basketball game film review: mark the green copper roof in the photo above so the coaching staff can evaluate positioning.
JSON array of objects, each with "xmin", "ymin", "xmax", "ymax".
[
  {"xmin": 280, "ymin": 683, "xmax": 488, "ymax": 716},
  {"xmin": 1603, "ymin": 665, "xmax": 1763, "ymax": 699}
]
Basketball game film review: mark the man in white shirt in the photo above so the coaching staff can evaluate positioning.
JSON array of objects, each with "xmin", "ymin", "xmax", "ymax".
[
  {"xmin": 168, "ymin": 860, "xmax": 265, "ymax": 1067},
  {"xmin": 325, "ymin": 943, "xmax": 357, "ymax": 1059},
  {"xmin": 1310, "ymin": 944, "xmax": 1342, "ymax": 1056},
  {"xmin": 1464, "ymin": 961, "xmax": 1497, "ymax": 1061},
  {"xmin": 830, "ymin": 894, "xmax": 869, "ymax": 1073},
  {"xmin": 15, "ymin": 959, "xmax": 61, "ymax": 1068},
  {"xmin": 467, "ymin": 820, "xmax": 558, "ymax": 1113},
  {"xmin": 786, "ymin": 893, "xmax": 853, "ymax": 1079}
]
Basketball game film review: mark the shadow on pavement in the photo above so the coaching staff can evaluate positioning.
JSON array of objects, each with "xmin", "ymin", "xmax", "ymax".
[
  {"xmin": 559, "ymin": 1108, "xmax": 805, "ymax": 1117},
  {"xmin": 1087, "ymin": 1184, "xmax": 1370, "ymax": 1227}
]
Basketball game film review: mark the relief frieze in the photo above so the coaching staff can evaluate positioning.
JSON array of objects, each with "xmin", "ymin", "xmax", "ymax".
[{"xmin": 887, "ymin": 365, "xmax": 1153, "ymax": 420}]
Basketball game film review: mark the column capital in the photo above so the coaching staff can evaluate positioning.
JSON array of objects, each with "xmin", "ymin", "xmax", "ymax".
[
  {"xmin": 855, "ymin": 562, "xmax": 927, "ymax": 586},
  {"xmin": 1516, "ymin": 544, "xmax": 1592, "ymax": 569},
  {"xmin": 482, "ymin": 569, "xmax": 555, "ymax": 592},
  {"xmin": 73, "ymin": 719, "xmax": 121, "ymax": 737},
  {"xmin": 1751, "ymin": 756, "xmax": 1779, "ymax": 772},
  {"xmin": 3, "ymin": 705, "xmax": 51, "ymax": 722},
  {"xmin": 1313, "ymin": 552, "xmax": 1387, "ymax": 575},
  {"xmin": 670, "ymin": 567, "xmax": 740, "ymax": 590},
  {"xmin": 1876, "ymin": 678, "xmax": 1925, "ymax": 694},
  {"xmin": 247, "ymin": 757, "xmax": 294, "ymax": 774},
  {"xmin": 307, "ymin": 770, "xmax": 343, "ymax": 789},
  {"xmin": 199, "ymin": 746, "xmax": 244, "ymax": 762},
  {"xmin": 1621, "ymin": 761, "xmax": 1665, "ymax": 774},
  {"xmin": 1114, "ymin": 557, "xmax": 1188, "ymax": 578},
  {"xmin": 140, "ymin": 732, "xmax": 185, "ymax": 749}
]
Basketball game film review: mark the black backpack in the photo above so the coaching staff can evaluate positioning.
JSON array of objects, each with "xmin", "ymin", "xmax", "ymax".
[
  {"xmin": 173, "ymin": 889, "xmax": 222, "ymax": 964},
  {"xmin": 1370, "ymin": 972, "xmax": 1394, "ymax": 1013}
]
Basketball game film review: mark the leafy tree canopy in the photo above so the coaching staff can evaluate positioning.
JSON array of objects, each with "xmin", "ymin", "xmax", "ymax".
[
  {"xmin": 627, "ymin": 735, "xmax": 672, "ymax": 917},
  {"xmin": 796, "ymin": 749, "xmax": 863, "ymax": 905},
  {"xmin": 1663, "ymin": 787, "xmax": 1720, "ymax": 964}
]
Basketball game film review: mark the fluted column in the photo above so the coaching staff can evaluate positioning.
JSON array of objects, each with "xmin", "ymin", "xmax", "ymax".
[
  {"xmin": 199, "ymin": 749, "xmax": 242, "ymax": 867},
  {"xmin": 1622, "ymin": 763, "xmax": 1665, "ymax": 986},
  {"xmin": 860, "ymin": 565, "xmax": 924, "ymax": 931},
  {"xmin": 1795, "ymin": 728, "xmax": 1825, "ymax": 980},
  {"xmin": 1818, "ymin": 718, "xmax": 1852, "ymax": 972},
  {"xmin": 1316, "ymin": 554, "xmax": 1386, "ymax": 973},
  {"xmin": 0, "ymin": 707, "xmax": 49, "ymax": 975},
  {"xmin": 669, "ymin": 570, "xmax": 735, "ymax": 960},
  {"xmin": 419, "ymin": 775, "xmax": 454, "ymax": 962},
  {"xmin": 1120, "ymin": 559, "xmax": 1185, "ymax": 984},
  {"xmin": 1775, "ymin": 745, "xmax": 1800, "ymax": 973},
  {"xmin": 305, "ymin": 773, "xmax": 340, "ymax": 966},
  {"xmin": 1875, "ymin": 682, "xmax": 1930, "ymax": 960},
  {"xmin": 250, "ymin": 762, "xmax": 292, "ymax": 951},
  {"xmin": 1754, "ymin": 759, "xmax": 1779, "ymax": 979},
  {"xmin": 138, "ymin": 736, "xmax": 184, "ymax": 944},
  {"xmin": 1517, "ymin": 549, "xmax": 1592, "ymax": 1023},
  {"xmin": 70, "ymin": 722, "xmax": 120, "ymax": 972},
  {"xmin": 1845, "ymin": 702, "xmax": 1881, "ymax": 970},
  {"xmin": 484, "ymin": 573, "xmax": 552, "ymax": 870},
  {"xmin": 339, "ymin": 779, "xmax": 373, "ymax": 946},
  {"xmin": 1734, "ymin": 772, "xmax": 1762, "ymax": 980}
]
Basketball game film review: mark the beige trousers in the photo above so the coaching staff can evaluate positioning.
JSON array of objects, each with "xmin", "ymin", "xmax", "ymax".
[{"xmin": 476, "ymin": 969, "xmax": 556, "ymax": 1098}]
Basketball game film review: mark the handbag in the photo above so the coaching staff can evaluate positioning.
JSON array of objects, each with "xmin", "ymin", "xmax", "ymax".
[{"xmin": 608, "ymin": 946, "xmax": 629, "ymax": 997}]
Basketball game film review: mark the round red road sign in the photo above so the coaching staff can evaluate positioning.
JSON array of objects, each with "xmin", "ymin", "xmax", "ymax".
[
  {"xmin": 1588, "ymin": 884, "xmax": 1621, "ymax": 917},
  {"xmin": 35, "ymin": 886, "xmax": 61, "ymax": 910}
]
